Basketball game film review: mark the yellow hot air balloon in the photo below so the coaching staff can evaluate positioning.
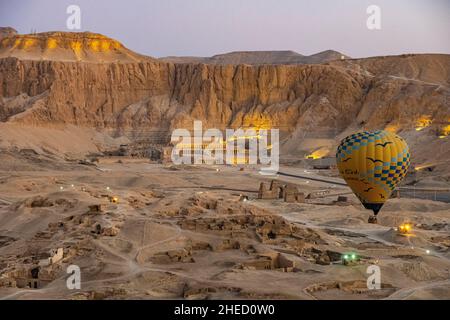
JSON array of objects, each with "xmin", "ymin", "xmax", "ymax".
[{"xmin": 336, "ymin": 130, "xmax": 410, "ymax": 223}]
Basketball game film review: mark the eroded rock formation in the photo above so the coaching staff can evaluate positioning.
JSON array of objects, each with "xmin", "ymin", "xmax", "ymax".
[{"xmin": 0, "ymin": 31, "xmax": 449, "ymax": 158}]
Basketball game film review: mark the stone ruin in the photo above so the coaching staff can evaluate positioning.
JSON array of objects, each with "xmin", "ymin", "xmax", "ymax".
[
  {"xmin": 88, "ymin": 204, "xmax": 104, "ymax": 213},
  {"xmin": 334, "ymin": 195, "xmax": 351, "ymax": 206},
  {"xmin": 258, "ymin": 180, "xmax": 305, "ymax": 203},
  {"xmin": 239, "ymin": 252, "xmax": 297, "ymax": 272},
  {"xmin": 258, "ymin": 180, "xmax": 283, "ymax": 199},
  {"xmin": 305, "ymin": 189, "xmax": 331, "ymax": 199},
  {"xmin": 0, "ymin": 265, "xmax": 56, "ymax": 289},
  {"xmin": 40, "ymin": 247, "xmax": 64, "ymax": 266},
  {"xmin": 0, "ymin": 245, "xmax": 68, "ymax": 289}
]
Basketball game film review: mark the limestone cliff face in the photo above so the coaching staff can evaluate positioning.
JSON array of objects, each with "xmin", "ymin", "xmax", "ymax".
[
  {"xmin": 0, "ymin": 32, "xmax": 449, "ymax": 154},
  {"xmin": 168, "ymin": 62, "xmax": 364, "ymax": 132},
  {"xmin": 0, "ymin": 58, "xmax": 366, "ymax": 133},
  {"xmin": 0, "ymin": 58, "xmax": 171, "ymax": 126}
]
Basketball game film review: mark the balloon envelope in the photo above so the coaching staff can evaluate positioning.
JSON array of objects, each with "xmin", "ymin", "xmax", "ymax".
[{"xmin": 336, "ymin": 130, "xmax": 410, "ymax": 214}]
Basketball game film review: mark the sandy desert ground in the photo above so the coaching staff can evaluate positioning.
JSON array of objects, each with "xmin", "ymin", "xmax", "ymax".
[
  {"xmin": 0, "ymin": 28, "xmax": 449, "ymax": 300},
  {"xmin": 0, "ymin": 154, "xmax": 449, "ymax": 300}
]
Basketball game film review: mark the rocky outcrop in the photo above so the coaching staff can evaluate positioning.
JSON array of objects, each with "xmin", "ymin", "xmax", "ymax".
[
  {"xmin": 0, "ymin": 31, "xmax": 153, "ymax": 62},
  {"xmin": 0, "ymin": 27, "xmax": 17, "ymax": 41}
]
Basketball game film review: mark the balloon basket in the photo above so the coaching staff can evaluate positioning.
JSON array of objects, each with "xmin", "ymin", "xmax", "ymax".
[{"xmin": 368, "ymin": 215, "xmax": 378, "ymax": 224}]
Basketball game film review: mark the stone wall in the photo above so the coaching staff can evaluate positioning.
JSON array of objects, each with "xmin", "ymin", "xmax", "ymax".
[{"xmin": 258, "ymin": 180, "xmax": 305, "ymax": 203}]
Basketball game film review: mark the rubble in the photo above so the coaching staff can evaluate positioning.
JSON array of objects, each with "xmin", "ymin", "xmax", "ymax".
[
  {"xmin": 182, "ymin": 284, "xmax": 217, "ymax": 299},
  {"xmin": 306, "ymin": 190, "xmax": 331, "ymax": 199},
  {"xmin": 88, "ymin": 204, "xmax": 104, "ymax": 213},
  {"xmin": 151, "ymin": 248, "xmax": 195, "ymax": 264},
  {"xmin": 102, "ymin": 226, "xmax": 120, "ymax": 237},
  {"xmin": 305, "ymin": 280, "xmax": 395, "ymax": 295},
  {"xmin": 21, "ymin": 195, "xmax": 76, "ymax": 208}
]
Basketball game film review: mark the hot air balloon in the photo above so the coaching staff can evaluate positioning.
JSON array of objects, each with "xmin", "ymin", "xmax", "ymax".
[{"xmin": 336, "ymin": 130, "xmax": 410, "ymax": 223}]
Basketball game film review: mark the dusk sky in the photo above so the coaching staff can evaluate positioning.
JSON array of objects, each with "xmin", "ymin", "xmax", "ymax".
[{"xmin": 1, "ymin": 0, "xmax": 449, "ymax": 58}]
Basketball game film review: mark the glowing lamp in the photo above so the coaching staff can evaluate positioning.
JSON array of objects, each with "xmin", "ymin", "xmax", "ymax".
[
  {"xmin": 398, "ymin": 223, "xmax": 412, "ymax": 234},
  {"xmin": 342, "ymin": 252, "xmax": 358, "ymax": 265}
]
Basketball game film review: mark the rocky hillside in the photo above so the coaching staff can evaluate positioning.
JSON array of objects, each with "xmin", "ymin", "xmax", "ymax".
[
  {"xmin": 0, "ymin": 30, "xmax": 449, "ymax": 163},
  {"xmin": 0, "ymin": 27, "xmax": 17, "ymax": 40},
  {"xmin": 160, "ymin": 50, "xmax": 350, "ymax": 65},
  {"xmin": 0, "ymin": 31, "xmax": 153, "ymax": 63}
]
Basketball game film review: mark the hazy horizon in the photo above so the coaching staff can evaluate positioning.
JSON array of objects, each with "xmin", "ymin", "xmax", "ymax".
[{"xmin": 1, "ymin": 0, "xmax": 449, "ymax": 58}]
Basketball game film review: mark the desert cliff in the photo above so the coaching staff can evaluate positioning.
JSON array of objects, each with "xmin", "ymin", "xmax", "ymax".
[{"xmin": 0, "ymin": 31, "xmax": 449, "ymax": 162}]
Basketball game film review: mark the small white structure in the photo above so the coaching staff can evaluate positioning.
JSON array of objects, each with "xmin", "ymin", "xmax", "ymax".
[{"xmin": 48, "ymin": 248, "xmax": 64, "ymax": 265}]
